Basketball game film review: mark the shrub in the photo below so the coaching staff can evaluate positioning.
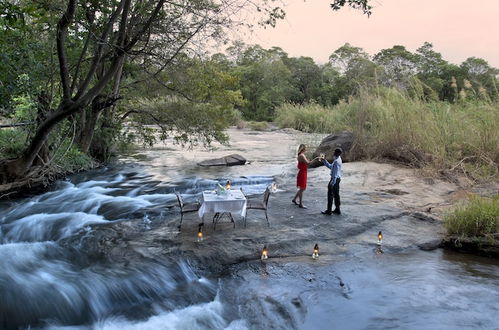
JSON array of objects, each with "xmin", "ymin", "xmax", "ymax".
[
  {"xmin": 53, "ymin": 145, "xmax": 95, "ymax": 172},
  {"xmin": 444, "ymin": 195, "xmax": 499, "ymax": 238},
  {"xmin": 248, "ymin": 121, "xmax": 269, "ymax": 131},
  {"xmin": 0, "ymin": 128, "xmax": 27, "ymax": 158}
]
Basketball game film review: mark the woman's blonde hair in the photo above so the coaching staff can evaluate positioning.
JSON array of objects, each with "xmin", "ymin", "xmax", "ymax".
[{"xmin": 297, "ymin": 144, "xmax": 306, "ymax": 155}]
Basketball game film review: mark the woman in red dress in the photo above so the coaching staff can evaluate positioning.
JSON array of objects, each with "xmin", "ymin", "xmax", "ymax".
[{"xmin": 292, "ymin": 144, "xmax": 314, "ymax": 209}]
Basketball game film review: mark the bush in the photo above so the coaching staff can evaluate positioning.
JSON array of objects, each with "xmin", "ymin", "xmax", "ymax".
[
  {"xmin": 53, "ymin": 145, "xmax": 95, "ymax": 172},
  {"xmin": 248, "ymin": 121, "xmax": 269, "ymax": 131},
  {"xmin": 275, "ymin": 102, "xmax": 350, "ymax": 133},
  {"xmin": 0, "ymin": 128, "xmax": 27, "ymax": 159},
  {"xmin": 444, "ymin": 195, "xmax": 499, "ymax": 238}
]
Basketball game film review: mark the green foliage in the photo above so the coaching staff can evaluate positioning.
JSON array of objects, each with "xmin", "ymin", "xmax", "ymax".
[
  {"xmin": 236, "ymin": 45, "xmax": 294, "ymax": 121},
  {"xmin": 444, "ymin": 195, "xmax": 499, "ymax": 238},
  {"xmin": 90, "ymin": 123, "xmax": 125, "ymax": 162},
  {"xmin": 0, "ymin": 2, "xmax": 56, "ymax": 113},
  {"xmin": 374, "ymin": 45, "xmax": 418, "ymax": 88},
  {"xmin": 247, "ymin": 121, "xmax": 269, "ymax": 131},
  {"xmin": 275, "ymin": 102, "xmax": 350, "ymax": 133},
  {"xmin": 0, "ymin": 128, "xmax": 27, "ymax": 159},
  {"xmin": 124, "ymin": 96, "xmax": 237, "ymax": 148},
  {"xmin": 11, "ymin": 94, "xmax": 36, "ymax": 122},
  {"xmin": 275, "ymin": 88, "xmax": 499, "ymax": 181},
  {"xmin": 53, "ymin": 144, "xmax": 94, "ymax": 172},
  {"xmin": 121, "ymin": 54, "xmax": 242, "ymax": 149}
]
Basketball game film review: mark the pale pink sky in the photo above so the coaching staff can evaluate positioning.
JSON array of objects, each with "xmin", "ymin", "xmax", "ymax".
[{"xmin": 248, "ymin": 0, "xmax": 499, "ymax": 67}]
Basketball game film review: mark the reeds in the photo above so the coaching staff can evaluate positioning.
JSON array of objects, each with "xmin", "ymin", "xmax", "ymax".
[{"xmin": 275, "ymin": 88, "xmax": 499, "ymax": 181}]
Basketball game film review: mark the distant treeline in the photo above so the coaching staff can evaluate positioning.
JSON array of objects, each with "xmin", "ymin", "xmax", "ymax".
[{"xmin": 213, "ymin": 42, "xmax": 498, "ymax": 121}]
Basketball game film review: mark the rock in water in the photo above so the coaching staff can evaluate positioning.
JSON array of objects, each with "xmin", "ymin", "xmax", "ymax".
[
  {"xmin": 310, "ymin": 131, "xmax": 353, "ymax": 168},
  {"xmin": 197, "ymin": 154, "xmax": 247, "ymax": 167}
]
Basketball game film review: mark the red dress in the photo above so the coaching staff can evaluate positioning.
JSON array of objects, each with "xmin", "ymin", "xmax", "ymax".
[{"xmin": 297, "ymin": 161, "xmax": 308, "ymax": 190}]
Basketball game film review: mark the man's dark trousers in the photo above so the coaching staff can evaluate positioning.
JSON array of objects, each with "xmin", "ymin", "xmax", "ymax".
[{"xmin": 327, "ymin": 178, "xmax": 341, "ymax": 212}]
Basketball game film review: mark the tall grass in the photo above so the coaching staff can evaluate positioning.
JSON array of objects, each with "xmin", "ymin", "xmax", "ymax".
[
  {"xmin": 444, "ymin": 195, "xmax": 499, "ymax": 238},
  {"xmin": 275, "ymin": 88, "xmax": 499, "ymax": 181}
]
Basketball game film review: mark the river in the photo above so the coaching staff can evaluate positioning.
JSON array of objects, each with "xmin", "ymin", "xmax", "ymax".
[{"xmin": 0, "ymin": 128, "xmax": 498, "ymax": 329}]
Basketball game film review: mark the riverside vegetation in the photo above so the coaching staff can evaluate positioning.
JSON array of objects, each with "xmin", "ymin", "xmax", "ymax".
[{"xmin": 275, "ymin": 88, "xmax": 498, "ymax": 183}]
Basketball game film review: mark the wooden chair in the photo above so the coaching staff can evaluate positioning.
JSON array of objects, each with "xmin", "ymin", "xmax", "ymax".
[
  {"xmin": 175, "ymin": 192, "xmax": 200, "ymax": 229},
  {"xmin": 243, "ymin": 186, "xmax": 271, "ymax": 227}
]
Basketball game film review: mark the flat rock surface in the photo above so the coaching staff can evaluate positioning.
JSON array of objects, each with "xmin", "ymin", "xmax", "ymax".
[{"xmin": 97, "ymin": 161, "xmax": 466, "ymax": 271}]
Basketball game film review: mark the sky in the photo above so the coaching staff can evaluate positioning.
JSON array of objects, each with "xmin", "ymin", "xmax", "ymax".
[{"xmin": 245, "ymin": 0, "xmax": 499, "ymax": 67}]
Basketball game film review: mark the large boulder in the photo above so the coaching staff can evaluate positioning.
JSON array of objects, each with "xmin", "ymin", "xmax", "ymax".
[
  {"xmin": 309, "ymin": 131, "xmax": 354, "ymax": 168},
  {"xmin": 198, "ymin": 154, "xmax": 247, "ymax": 167}
]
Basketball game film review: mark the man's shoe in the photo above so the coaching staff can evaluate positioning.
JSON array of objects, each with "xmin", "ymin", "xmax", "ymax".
[
  {"xmin": 321, "ymin": 210, "xmax": 332, "ymax": 215},
  {"xmin": 332, "ymin": 209, "xmax": 341, "ymax": 215}
]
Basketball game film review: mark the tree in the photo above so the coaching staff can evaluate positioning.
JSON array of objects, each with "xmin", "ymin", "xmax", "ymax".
[
  {"xmin": 0, "ymin": 0, "xmax": 375, "ymax": 186},
  {"xmin": 236, "ymin": 45, "xmax": 293, "ymax": 121},
  {"xmin": 329, "ymin": 43, "xmax": 370, "ymax": 74},
  {"xmin": 460, "ymin": 57, "xmax": 498, "ymax": 99},
  {"xmin": 329, "ymin": 43, "xmax": 378, "ymax": 98},
  {"xmin": 414, "ymin": 42, "xmax": 447, "ymax": 100},
  {"xmin": 0, "ymin": 0, "xmax": 278, "ymax": 183},
  {"xmin": 415, "ymin": 42, "xmax": 446, "ymax": 76},
  {"xmin": 284, "ymin": 56, "xmax": 323, "ymax": 104},
  {"xmin": 374, "ymin": 45, "xmax": 418, "ymax": 89}
]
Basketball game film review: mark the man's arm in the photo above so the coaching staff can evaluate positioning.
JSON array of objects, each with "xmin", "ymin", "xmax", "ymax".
[{"xmin": 323, "ymin": 158, "xmax": 333, "ymax": 169}]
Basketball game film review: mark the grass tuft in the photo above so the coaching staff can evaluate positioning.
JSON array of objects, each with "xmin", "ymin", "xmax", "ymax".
[{"xmin": 444, "ymin": 195, "xmax": 499, "ymax": 238}]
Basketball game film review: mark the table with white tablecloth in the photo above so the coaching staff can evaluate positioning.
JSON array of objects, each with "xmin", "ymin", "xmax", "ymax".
[{"xmin": 198, "ymin": 190, "xmax": 247, "ymax": 228}]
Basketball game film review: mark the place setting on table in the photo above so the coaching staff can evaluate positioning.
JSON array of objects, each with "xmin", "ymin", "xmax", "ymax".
[{"xmin": 198, "ymin": 181, "xmax": 248, "ymax": 229}]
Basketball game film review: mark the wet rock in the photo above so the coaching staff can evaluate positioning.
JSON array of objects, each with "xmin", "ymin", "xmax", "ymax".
[
  {"xmin": 310, "ymin": 131, "xmax": 354, "ymax": 167},
  {"xmin": 418, "ymin": 239, "xmax": 442, "ymax": 251},
  {"xmin": 197, "ymin": 154, "xmax": 247, "ymax": 167}
]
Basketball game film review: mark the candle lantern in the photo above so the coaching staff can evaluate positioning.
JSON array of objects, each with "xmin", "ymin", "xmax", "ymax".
[
  {"xmin": 225, "ymin": 180, "xmax": 231, "ymax": 190},
  {"xmin": 261, "ymin": 245, "xmax": 268, "ymax": 260},
  {"xmin": 312, "ymin": 244, "xmax": 319, "ymax": 259},
  {"xmin": 377, "ymin": 231, "xmax": 383, "ymax": 245},
  {"xmin": 197, "ymin": 224, "xmax": 204, "ymax": 242}
]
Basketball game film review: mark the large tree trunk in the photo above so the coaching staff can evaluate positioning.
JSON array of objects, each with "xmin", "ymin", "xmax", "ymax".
[
  {"xmin": 33, "ymin": 91, "xmax": 52, "ymax": 167},
  {"xmin": 0, "ymin": 100, "xmax": 81, "ymax": 183},
  {"xmin": 79, "ymin": 57, "xmax": 124, "ymax": 153},
  {"xmin": 78, "ymin": 96, "xmax": 111, "ymax": 153}
]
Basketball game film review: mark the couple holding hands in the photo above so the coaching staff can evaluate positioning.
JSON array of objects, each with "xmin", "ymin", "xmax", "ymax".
[{"xmin": 291, "ymin": 144, "xmax": 342, "ymax": 215}]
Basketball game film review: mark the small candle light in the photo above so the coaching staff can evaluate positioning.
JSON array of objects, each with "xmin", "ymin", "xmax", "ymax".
[
  {"xmin": 312, "ymin": 243, "xmax": 319, "ymax": 259},
  {"xmin": 197, "ymin": 224, "xmax": 204, "ymax": 242},
  {"xmin": 225, "ymin": 180, "xmax": 231, "ymax": 190},
  {"xmin": 377, "ymin": 231, "xmax": 383, "ymax": 245},
  {"xmin": 261, "ymin": 245, "xmax": 268, "ymax": 260}
]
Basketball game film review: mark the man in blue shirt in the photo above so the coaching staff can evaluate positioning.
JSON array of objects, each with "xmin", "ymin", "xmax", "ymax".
[{"xmin": 321, "ymin": 148, "xmax": 342, "ymax": 215}]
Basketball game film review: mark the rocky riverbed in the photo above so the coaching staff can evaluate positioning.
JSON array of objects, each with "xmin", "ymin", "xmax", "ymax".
[{"xmin": 1, "ymin": 128, "xmax": 498, "ymax": 329}]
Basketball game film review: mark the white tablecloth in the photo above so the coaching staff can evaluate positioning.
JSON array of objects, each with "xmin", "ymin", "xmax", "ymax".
[{"xmin": 198, "ymin": 190, "xmax": 247, "ymax": 218}]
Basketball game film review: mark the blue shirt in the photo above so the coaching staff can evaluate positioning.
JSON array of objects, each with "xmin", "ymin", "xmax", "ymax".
[{"xmin": 323, "ymin": 156, "xmax": 342, "ymax": 185}]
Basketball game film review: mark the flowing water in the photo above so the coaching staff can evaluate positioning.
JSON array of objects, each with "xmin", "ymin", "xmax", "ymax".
[{"xmin": 0, "ymin": 129, "xmax": 498, "ymax": 329}]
